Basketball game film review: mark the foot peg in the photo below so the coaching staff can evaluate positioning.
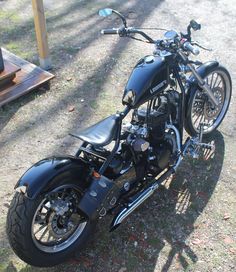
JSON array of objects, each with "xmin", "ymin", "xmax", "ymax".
[{"xmin": 184, "ymin": 122, "xmax": 215, "ymax": 159}]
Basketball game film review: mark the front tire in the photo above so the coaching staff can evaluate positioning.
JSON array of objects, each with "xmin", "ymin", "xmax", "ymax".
[
  {"xmin": 185, "ymin": 65, "xmax": 232, "ymax": 136},
  {"xmin": 7, "ymin": 181, "xmax": 96, "ymax": 267}
]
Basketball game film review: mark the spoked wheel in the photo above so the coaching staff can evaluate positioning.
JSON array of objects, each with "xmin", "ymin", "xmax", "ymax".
[
  {"xmin": 31, "ymin": 187, "xmax": 87, "ymax": 253},
  {"xmin": 185, "ymin": 65, "xmax": 232, "ymax": 136},
  {"xmin": 7, "ymin": 179, "xmax": 96, "ymax": 267}
]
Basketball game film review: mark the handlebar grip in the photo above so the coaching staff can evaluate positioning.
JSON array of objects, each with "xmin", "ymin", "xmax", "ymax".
[
  {"xmin": 101, "ymin": 28, "xmax": 120, "ymax": 35},
  {"xmin": 183, "ymin": 42, "xmax": 200, "ymax": 55}
]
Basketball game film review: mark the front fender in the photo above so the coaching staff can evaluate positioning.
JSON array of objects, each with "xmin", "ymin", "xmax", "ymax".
[
  {"xmin": 15, "ymin": 156, "xmax": 91, "ymax": 199},
  {"xmin": 188, "ymin": 61, "xmax": 219, "ymax": 86},
  {"xmin": 186, "ymin": 61, "xmax": 219, "ymax": 107}
]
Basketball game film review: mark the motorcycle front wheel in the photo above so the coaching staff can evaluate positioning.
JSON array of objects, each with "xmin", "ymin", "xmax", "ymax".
[
  {"xmin": 185, "ymin": 65, "xmax": 232, "ymax": 136},
  {"xmin": 7, "ymin": 176, "xmax": 96, "ymax": 267}
]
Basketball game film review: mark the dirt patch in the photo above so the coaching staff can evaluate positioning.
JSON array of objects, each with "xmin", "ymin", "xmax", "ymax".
[{"xmin": 0, "ymin": 0, "xmax": 236, "ymax": 271}]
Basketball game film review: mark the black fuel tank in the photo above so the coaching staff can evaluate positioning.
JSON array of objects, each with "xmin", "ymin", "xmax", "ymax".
[{"xmin": 122, "ymin": 55, "xmax": 169, "ymax": 108}]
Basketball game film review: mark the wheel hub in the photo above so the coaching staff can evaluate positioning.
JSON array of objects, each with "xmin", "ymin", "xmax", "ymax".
[
  {"xmin": 204, "ymin": 87, "xmax": 224, "ymax": 119},
  {"xmin": 47, "ymin": 212, "xmax": 74, "ymax": 239},
  {"xmin": 51, "ymin": 199, "xmax": 70, "ymax": 216},
  {"xmin": 31, "ymin": 187, "xmax": 88, "ymax": 253}
]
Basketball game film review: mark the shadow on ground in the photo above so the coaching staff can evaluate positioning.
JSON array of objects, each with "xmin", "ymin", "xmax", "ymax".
[
  {"xmin": 0, "ymin": 0, "xmax": 164, "ymax": 153},
  {"xmin": 2, "ymin": 131, "xmax": 225, "ymax": 271},
  {"xmin": 0, "ymin": 0, "xmax": 231, "ymax": 271}
]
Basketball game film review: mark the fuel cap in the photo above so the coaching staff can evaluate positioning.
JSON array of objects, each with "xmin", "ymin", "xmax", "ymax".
[{"xmin": 145, "ymin": 55, "xmax": 155, "ymax": 63}]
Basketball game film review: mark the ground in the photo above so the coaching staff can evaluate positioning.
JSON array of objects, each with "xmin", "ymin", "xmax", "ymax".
[{"xmin": 0, "ymin": 0, "xmax": 235, "ymax": 271}]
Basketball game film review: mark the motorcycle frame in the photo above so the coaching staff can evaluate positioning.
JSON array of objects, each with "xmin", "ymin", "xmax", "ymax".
[{"xmin": 75, "ymin": 65, "xmax": 187, "ymax": 176}]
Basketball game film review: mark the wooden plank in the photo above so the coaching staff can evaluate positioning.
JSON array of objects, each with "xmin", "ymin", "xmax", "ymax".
[
  {"xmin": 0, "ymin": 61, "xmax": 20, "ymax": 82},
  {"xmin": 0, "ymin": 48, "xmax": 54, "ymax": 107},
  {"xmin": 32, "ymin": 0, "xmax": 51, "ymax": 70}
]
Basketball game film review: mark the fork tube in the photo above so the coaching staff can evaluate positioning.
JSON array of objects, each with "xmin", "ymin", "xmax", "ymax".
[
  {"xmin": 173, "ymin": 67, "xmax": 185, "ymax": 144},
  {"xmin": 178, "ymin": 50, "xmax": 218, "ymax": 106}
]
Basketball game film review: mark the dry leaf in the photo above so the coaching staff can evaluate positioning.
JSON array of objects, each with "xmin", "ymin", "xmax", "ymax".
[
  {"xmin": 229, "ymin": 248, "xmax": 236, "ymax": 254},
  {"xmin": 68, "ymin": 106, "xmax": 75, "ymax": 112},
  {"xmin": 223, "ymin": 236, "xmax": 234, "ymax": 244},
  {"xmin": 118, "ymin": 268, "xmax": 127, "ymax": 272},
  {"xmin": 223, "ymin": 214, "xmax": 230, "ymax": 220},
  {"xmin": 66, "ymin": 77, "xmax": 72, "ymax": 81},
  {"xmin": 192, "ymin": 238, "xmax": 202, "ymax": 245}
]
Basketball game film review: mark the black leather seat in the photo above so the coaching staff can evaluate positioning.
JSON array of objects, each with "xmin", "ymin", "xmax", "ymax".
[{"xmin": 70, "ymin": 115, "xmax": 120, "ymax": 146}]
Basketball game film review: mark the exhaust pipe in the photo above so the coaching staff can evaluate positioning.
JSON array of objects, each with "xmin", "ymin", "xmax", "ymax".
[
  {"xmin": 110, "ymin": 185, "xmax": 157, "ymax": 231},
  {"xmin": 110, "ymin": 128, "xmax": 191, "ymax": 231},
  {"xmin": 110, "ymin": 168, "xmax": 174, "ymax": 231}
]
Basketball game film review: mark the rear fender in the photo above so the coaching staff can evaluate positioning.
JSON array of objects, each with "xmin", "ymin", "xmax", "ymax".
[{"xmin": 15, "ymin": 156, "xmax": 91, "ymax": 199}]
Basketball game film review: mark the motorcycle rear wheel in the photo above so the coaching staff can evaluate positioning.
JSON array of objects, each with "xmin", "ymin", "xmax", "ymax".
[
  {"xmin": 7, "ymin": 175, "xmax": 96, "ymax": 267},
  {"xmin": 185, "ymin": 65, "xmax": 232, "ymax": 136}
]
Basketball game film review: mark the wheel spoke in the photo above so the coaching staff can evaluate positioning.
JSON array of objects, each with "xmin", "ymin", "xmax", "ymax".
[
  {"xmin": 47, "ymin": 233, "xmax": 53, "ymax": 242},
  {"xmin": 35, "ymin": 217, "xmax": 46, "ymax": 225},
  {"xmin": 199, "ymin": 111, "xmax": 205, "ymax": 125},
  {"xmin": 38, "ymin": 211, "xmax": 47, "ymax": 216},
  {"xmin": 32, "ymin": 187, "xmax": 88, "ymax": 253},
  {"xmin": 34, "ymin": 223, "xmax": 48, "ymax": 235},
  {"xmin": 193, "ymin": 112, "xmax": 203, "ymax": 126},
  {"xmin": 212, "ymin": 74, "xmax": 219, "ymax": 88},
  {"xmin": 190, "ymin": 70, "xmax": 230, "ymax": 134},
  {"xmin": 210, "ymin": 73, "xmax": 214, "ymax": 88},
  {"xmin": 216, "ymin": 79, "xmax": 222, "ymax": 88},
  {"xmin": 42, "ymin": 204, "xmax": 50, "ymax": 210},
  {"xmin": 38, "ymin": 225, "xmax": 49, "ymax": 241}
]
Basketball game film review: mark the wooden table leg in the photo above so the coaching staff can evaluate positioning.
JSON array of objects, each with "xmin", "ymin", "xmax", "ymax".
[{"xmin": 0, "ymin": 48, "xmax": 4, "ymax": 72}]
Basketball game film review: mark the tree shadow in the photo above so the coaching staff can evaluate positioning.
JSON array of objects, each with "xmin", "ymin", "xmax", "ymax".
[
  {"xmin": 155, "ymin": 131, "xmax": 224, "ymax": 271},
  {"xmin": 0, "ymin": 1, "xmax": 225, "ymax": 270},
  {"xmin": 0, "ymin": 0, "xmax": 164, "ymax": 269},
  {"xmin": 71, "ymin": 130, "xmax": 223, "ymax": 271},
  {"xmin": 0, "ymin": 0, "xmax": 164, "ymax": 153}
]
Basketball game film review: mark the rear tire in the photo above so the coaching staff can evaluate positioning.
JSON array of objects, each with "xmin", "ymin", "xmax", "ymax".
[
  {"xmin": 185, "ymin": 65, "xmax": 232, "ymax": 136},
  {"xmin": 7, "ymin": 176, "xmax": 96, "ymax": 267}
]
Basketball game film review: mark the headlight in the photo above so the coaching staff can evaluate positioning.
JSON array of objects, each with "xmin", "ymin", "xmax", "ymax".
[{"xmin": 122, "ymin": 90, "xmax": 136, "ymax": 105}]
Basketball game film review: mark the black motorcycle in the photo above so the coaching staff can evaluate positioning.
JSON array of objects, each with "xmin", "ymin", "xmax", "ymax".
[{"xmin": 7, "ymin": 8, "xmax": 231, "ymax": 267}]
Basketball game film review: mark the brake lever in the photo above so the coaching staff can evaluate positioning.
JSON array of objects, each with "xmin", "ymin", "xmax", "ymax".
[{"xmin": 192, "ymin": 41, "xmax": 213, "ymax": 51}]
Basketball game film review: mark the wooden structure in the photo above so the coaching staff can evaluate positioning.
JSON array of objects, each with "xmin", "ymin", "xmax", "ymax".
[
  {"xmin": 0, "ymin": 0, "xmax": 54, "ymax": 107},
  {"xmin": 32, "ymin": 0, "xmax": 51, "ymax": 70},
  {"xmin": 0, "ymin": 48, "xmax": 54, "ymax": 107},
  {"xmin": 0, "ymin": 48, "xmax": 4, "ymax": 72}
]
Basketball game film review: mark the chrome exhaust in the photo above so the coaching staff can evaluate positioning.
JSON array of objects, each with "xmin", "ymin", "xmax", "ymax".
[
  {"xmin": 110, "ymin": 126, "xmax": 189, "ymax": 231},
  {"xmin": 110, "ymin": 185, "xmax": 157, "ymax": 230},
  {"xmin": 110, "ymin": 168, "xmax": 174, "ymax": 231}
]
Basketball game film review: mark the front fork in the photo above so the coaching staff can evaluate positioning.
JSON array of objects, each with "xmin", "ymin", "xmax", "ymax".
[{"xmin": 178, "ymin": 50, "xmax": 219, "ymax": 107}]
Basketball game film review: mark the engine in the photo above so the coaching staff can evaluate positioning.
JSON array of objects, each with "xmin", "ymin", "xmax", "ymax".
[{"xmin": 122, "ymin": 90, "xmax": 179, "ymax": 176}]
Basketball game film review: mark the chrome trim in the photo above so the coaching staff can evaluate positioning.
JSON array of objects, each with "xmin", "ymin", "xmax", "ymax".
[
  {"xmin": 166, "ymin": 124, "xmax": 181, "ymax": 155},
  {"xmin": 178, "ymin": 50, "xmax": 219, "ymax": 106},
  {"xmin": 111, "ymin": 125, "xmax": 186, "ymax": 229},
  {"xmin": 15, "ymin": 185, "xmax": 27, "ymax": 195},
  {"xmin": 112, "ymin": 185, "xmax": 158, "ymax": 227},
  {"xmin": 31, "ymin": 197, "xmax": 87, "ymax": 253},
  {"xmin": 186, "ymin": 62, "xmax": 219, "ymax": 106}
]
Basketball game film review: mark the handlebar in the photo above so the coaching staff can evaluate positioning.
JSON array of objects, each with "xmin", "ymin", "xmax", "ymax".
[
  {"xmin": 101, "ymin": 27, "xmax": 203, "ymax": 56},
  {"xmin": 182, "ymin": 41, "xmax": 200, "ymax": 55},
  {"xmin": 101, "ymin": 27, "xmax": 155, "ymax": 43},
  {"xmin": 101, "ymin": 28, "xmax": 120, "ymax": 35}
]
